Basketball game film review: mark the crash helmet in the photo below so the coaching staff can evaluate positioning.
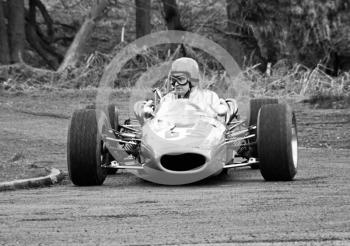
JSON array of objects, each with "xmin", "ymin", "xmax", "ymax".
[{"xmin": 169, "ymin": 57, "xmax": 200, "ymax": 88}]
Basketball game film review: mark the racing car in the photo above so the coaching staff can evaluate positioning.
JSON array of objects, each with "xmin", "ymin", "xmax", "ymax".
[{"xmin": 67, "ymin": 93, "xmax": 298, "ymax": 185}]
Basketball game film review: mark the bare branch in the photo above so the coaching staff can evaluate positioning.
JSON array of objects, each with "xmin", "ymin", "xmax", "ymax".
[
  {"xmin": 57, "ymin": 0, "xmax": 110, "ymax": 72},
  {"xmin": 32, "ymin": 0, "xmax": 54, "ymax": 41}
]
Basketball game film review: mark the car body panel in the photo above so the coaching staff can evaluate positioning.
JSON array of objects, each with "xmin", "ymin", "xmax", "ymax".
[{"xmin": 115, "ymin": 100, "xmax": 231, "ymax": 185}]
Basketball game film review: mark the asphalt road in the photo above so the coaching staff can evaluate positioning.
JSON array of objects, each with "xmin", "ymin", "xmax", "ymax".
[{"xmin": 1, "ymin": 148, "xmax": 349, "ymax": 245}]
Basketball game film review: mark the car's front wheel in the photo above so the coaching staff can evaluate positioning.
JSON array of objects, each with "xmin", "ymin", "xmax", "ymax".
[
  {"xmin": 248, "ymin": 98, "xmax": 278, "ymax": 169},
  {"xmin": 257, "ymin": 103, "xmax": 298, "ymax": 181},
  {"xmin": 67, "ymin": 109, "xmax": 107, "ymax": 186}
]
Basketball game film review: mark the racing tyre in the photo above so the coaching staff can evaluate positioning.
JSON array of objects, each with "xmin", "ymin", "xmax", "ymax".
[
  {"xmin": 257, "ymin": 104, "xmax": 298, "ymax": 181},
  {"xmin": 248, "ymin": 98, "xmax": 278, "ymax": 169},
  {"xmin": 107, "ymin": 104, "xmax": 120, "ymax": 130},
  {"xmin": 249, "ymin": 98, "xmax": 279, "ymax": 127},
  {"xmin": 86, "ymin": 104, "xmax": 119, "ymax": 130},
  {"xmin": 106, "ymin": 104, "xmax": 120, "ymax": 174},
  {"xmin": 67, "ymin": 109, "xmax": 107, "ymax": 186}
]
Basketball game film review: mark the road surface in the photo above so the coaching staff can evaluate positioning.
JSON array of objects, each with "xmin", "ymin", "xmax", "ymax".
[{"xmin": 1, "ymin": 148, "xmax": 349, "ymax": 245}]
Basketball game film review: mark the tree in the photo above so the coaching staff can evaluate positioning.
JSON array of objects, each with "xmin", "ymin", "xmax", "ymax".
[
  {"xmin": 26, "ymin": 0, "xmax": 62, "ymax": 69},
  {"xmin": 7, "ymin": 0, "xmax": 25, "ymax": 63},
  {"xmin": 0, "ymin": 0, "xmax": 62, "ymax": 67},
  {"xmin": 0, "ymin": 1, "xmax": 10, "ymax": 64},
  {"xmin": 225, "ymin": 0, "xmax": 289, "ymax": 70},
  {"xmin": 162, "ymin": 0, "xmax": 185, "ymax": 31},
  {"xmin": 161, "ymin": 0, "xmax": 186, "ymax": 57},
  {"xmin": 225, "ymin": 0, "xmax": 246, "ymax": 68},
  {"xmin": 135, "ymin": 0, "xmax": 151, "ymax": 38},
  {"xmin": 58, "ymin": 0, "xmax": 109, "ymax": 72}
]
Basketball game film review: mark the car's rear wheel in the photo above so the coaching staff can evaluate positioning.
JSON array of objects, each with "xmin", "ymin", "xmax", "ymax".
[
  {"xmin": 86, "ymin": 104, "xmax": 119, "ymax": 130},
  {"xmin": 106, "ymin": 104, "xmax": 120, "ymax": 175},
  {"xmin": 67, "ymin": 109, "xmax": 107, "ymax": 186},
  {"xmin": 248, "ymin": 98, "xmax": 278, "ymax": 169},
  {"xmin": 107, "ymin": 104, "xmax": 120, "ymax": 131},
  {"xmin": 249, "ymin": 98, "xmax": 279, "ymax": 127},
  {"xmin": 257, "ymin": 103, "xmax": 298, "ymax": 181}
]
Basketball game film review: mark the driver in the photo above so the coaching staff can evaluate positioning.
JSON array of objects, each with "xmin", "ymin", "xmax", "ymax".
[
  {"xmin": 160, "ymin": 57, "xmax": 228, "ymax": 117},
  {"xmin": 135, "ymin": 57, "xmax": 236, "ymax": 123}
]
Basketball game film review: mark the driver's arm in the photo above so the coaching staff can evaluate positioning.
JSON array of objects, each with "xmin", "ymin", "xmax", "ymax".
[
  {"xmin": 133, "ymin": 100, "xmax": 154, "ymax": 125},
  {"xmin": 208, "ymin": 91, "xmax": 228, "ymax": 116}
]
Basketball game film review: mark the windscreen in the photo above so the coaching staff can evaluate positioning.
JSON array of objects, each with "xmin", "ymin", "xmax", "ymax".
[{"xmin": 154, "ymin": 99, "xmax": 213, "ymax": 127}]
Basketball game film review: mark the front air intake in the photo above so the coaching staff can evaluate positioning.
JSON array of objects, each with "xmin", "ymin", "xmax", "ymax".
[{"xmin": 160, "ymin": 153, "xmax": 206, "ymax": 171}]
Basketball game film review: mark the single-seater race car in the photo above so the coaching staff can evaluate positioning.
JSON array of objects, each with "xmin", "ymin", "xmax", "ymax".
[{"xmin": 67, "ymin": 93, "xmax": 298, "ymax": 185}]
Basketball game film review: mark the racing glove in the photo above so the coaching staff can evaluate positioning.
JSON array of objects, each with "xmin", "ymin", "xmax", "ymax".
[
  {"xmin": 143, "ymin": 100, "xmax": 154, "ymax": 118},
  {"xmin": 217, "ymin": 98, "xmax": 229, "ymax": 116}
]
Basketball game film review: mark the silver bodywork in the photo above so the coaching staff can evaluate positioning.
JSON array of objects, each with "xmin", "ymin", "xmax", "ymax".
[{"xmin": 102, "ymin": 100, "xmax": 257, "ymax": 185}]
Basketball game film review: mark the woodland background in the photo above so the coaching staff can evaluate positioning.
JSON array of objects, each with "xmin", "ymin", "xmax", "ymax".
[{"xmin": 0, "ymin": 0, "xmax": 349, "ymax": 101}]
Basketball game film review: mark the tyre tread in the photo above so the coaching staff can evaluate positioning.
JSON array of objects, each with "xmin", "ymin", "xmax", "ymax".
[
  {"xmin": 257, "ymin": 103, "xmax": 297, "ymax": 181},
  {"xmin": 67, "ymin": 109, "xmax": 107, "ymax": 186}
]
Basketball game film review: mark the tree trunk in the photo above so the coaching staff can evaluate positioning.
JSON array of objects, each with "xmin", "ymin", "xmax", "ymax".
[
  {"xmin": 161, "ymin": 0, "xmax": 186, "ymax": 57},
  {"xmin": 32, "ymin": 0, "xmax": 54, "ymax": 41},
  {"xmin": 57, "ymin": 0, "xmax": 109, "ymax": 72},
  {"xmin": 135, "ymin": 0, "xmax": 151, "ymax": 38},
  {"xmin": 26, "ymin": 22, "xmax": 60, "ymax": 69},
  {"xmin": 225, "ymin": 0, "xmax": 245, "ymax": 68},
  {"xmin": 7, "ymin": 0, "xmax": 25, "ymax": 63},
  {"xmin": 251, "ymin": 26, "xmax": 277, "ymax": 65},
  {"xmin": 0, "ymin": 1, "xmax": 10, "ymax": 64},
  {"xmin": 25, "ymin": 0, "xmax": 62, "ymax": 69},
  {"xmin": 162, "ymin": 0, "xmax": 185, "ymax": 31}
]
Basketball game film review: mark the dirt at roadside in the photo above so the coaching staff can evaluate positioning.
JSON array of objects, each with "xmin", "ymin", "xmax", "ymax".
[
  {"xmin": 0, "ymin": 89, "xmax": 349, "ymax": 182},
  {"xmin": 294, "ymin": 104, "xmax": 350, "ymax": 149}
]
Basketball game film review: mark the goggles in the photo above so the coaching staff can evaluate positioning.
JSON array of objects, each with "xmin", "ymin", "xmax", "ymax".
[{"xmin": 170, "ymin": 75, "xmax": 189, "ymax": 86}]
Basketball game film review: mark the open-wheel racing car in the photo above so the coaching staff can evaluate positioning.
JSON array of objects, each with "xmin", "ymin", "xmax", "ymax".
[{"xmin": 67, "ymin": 94, "xmax": 298, "ymax": 185}]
